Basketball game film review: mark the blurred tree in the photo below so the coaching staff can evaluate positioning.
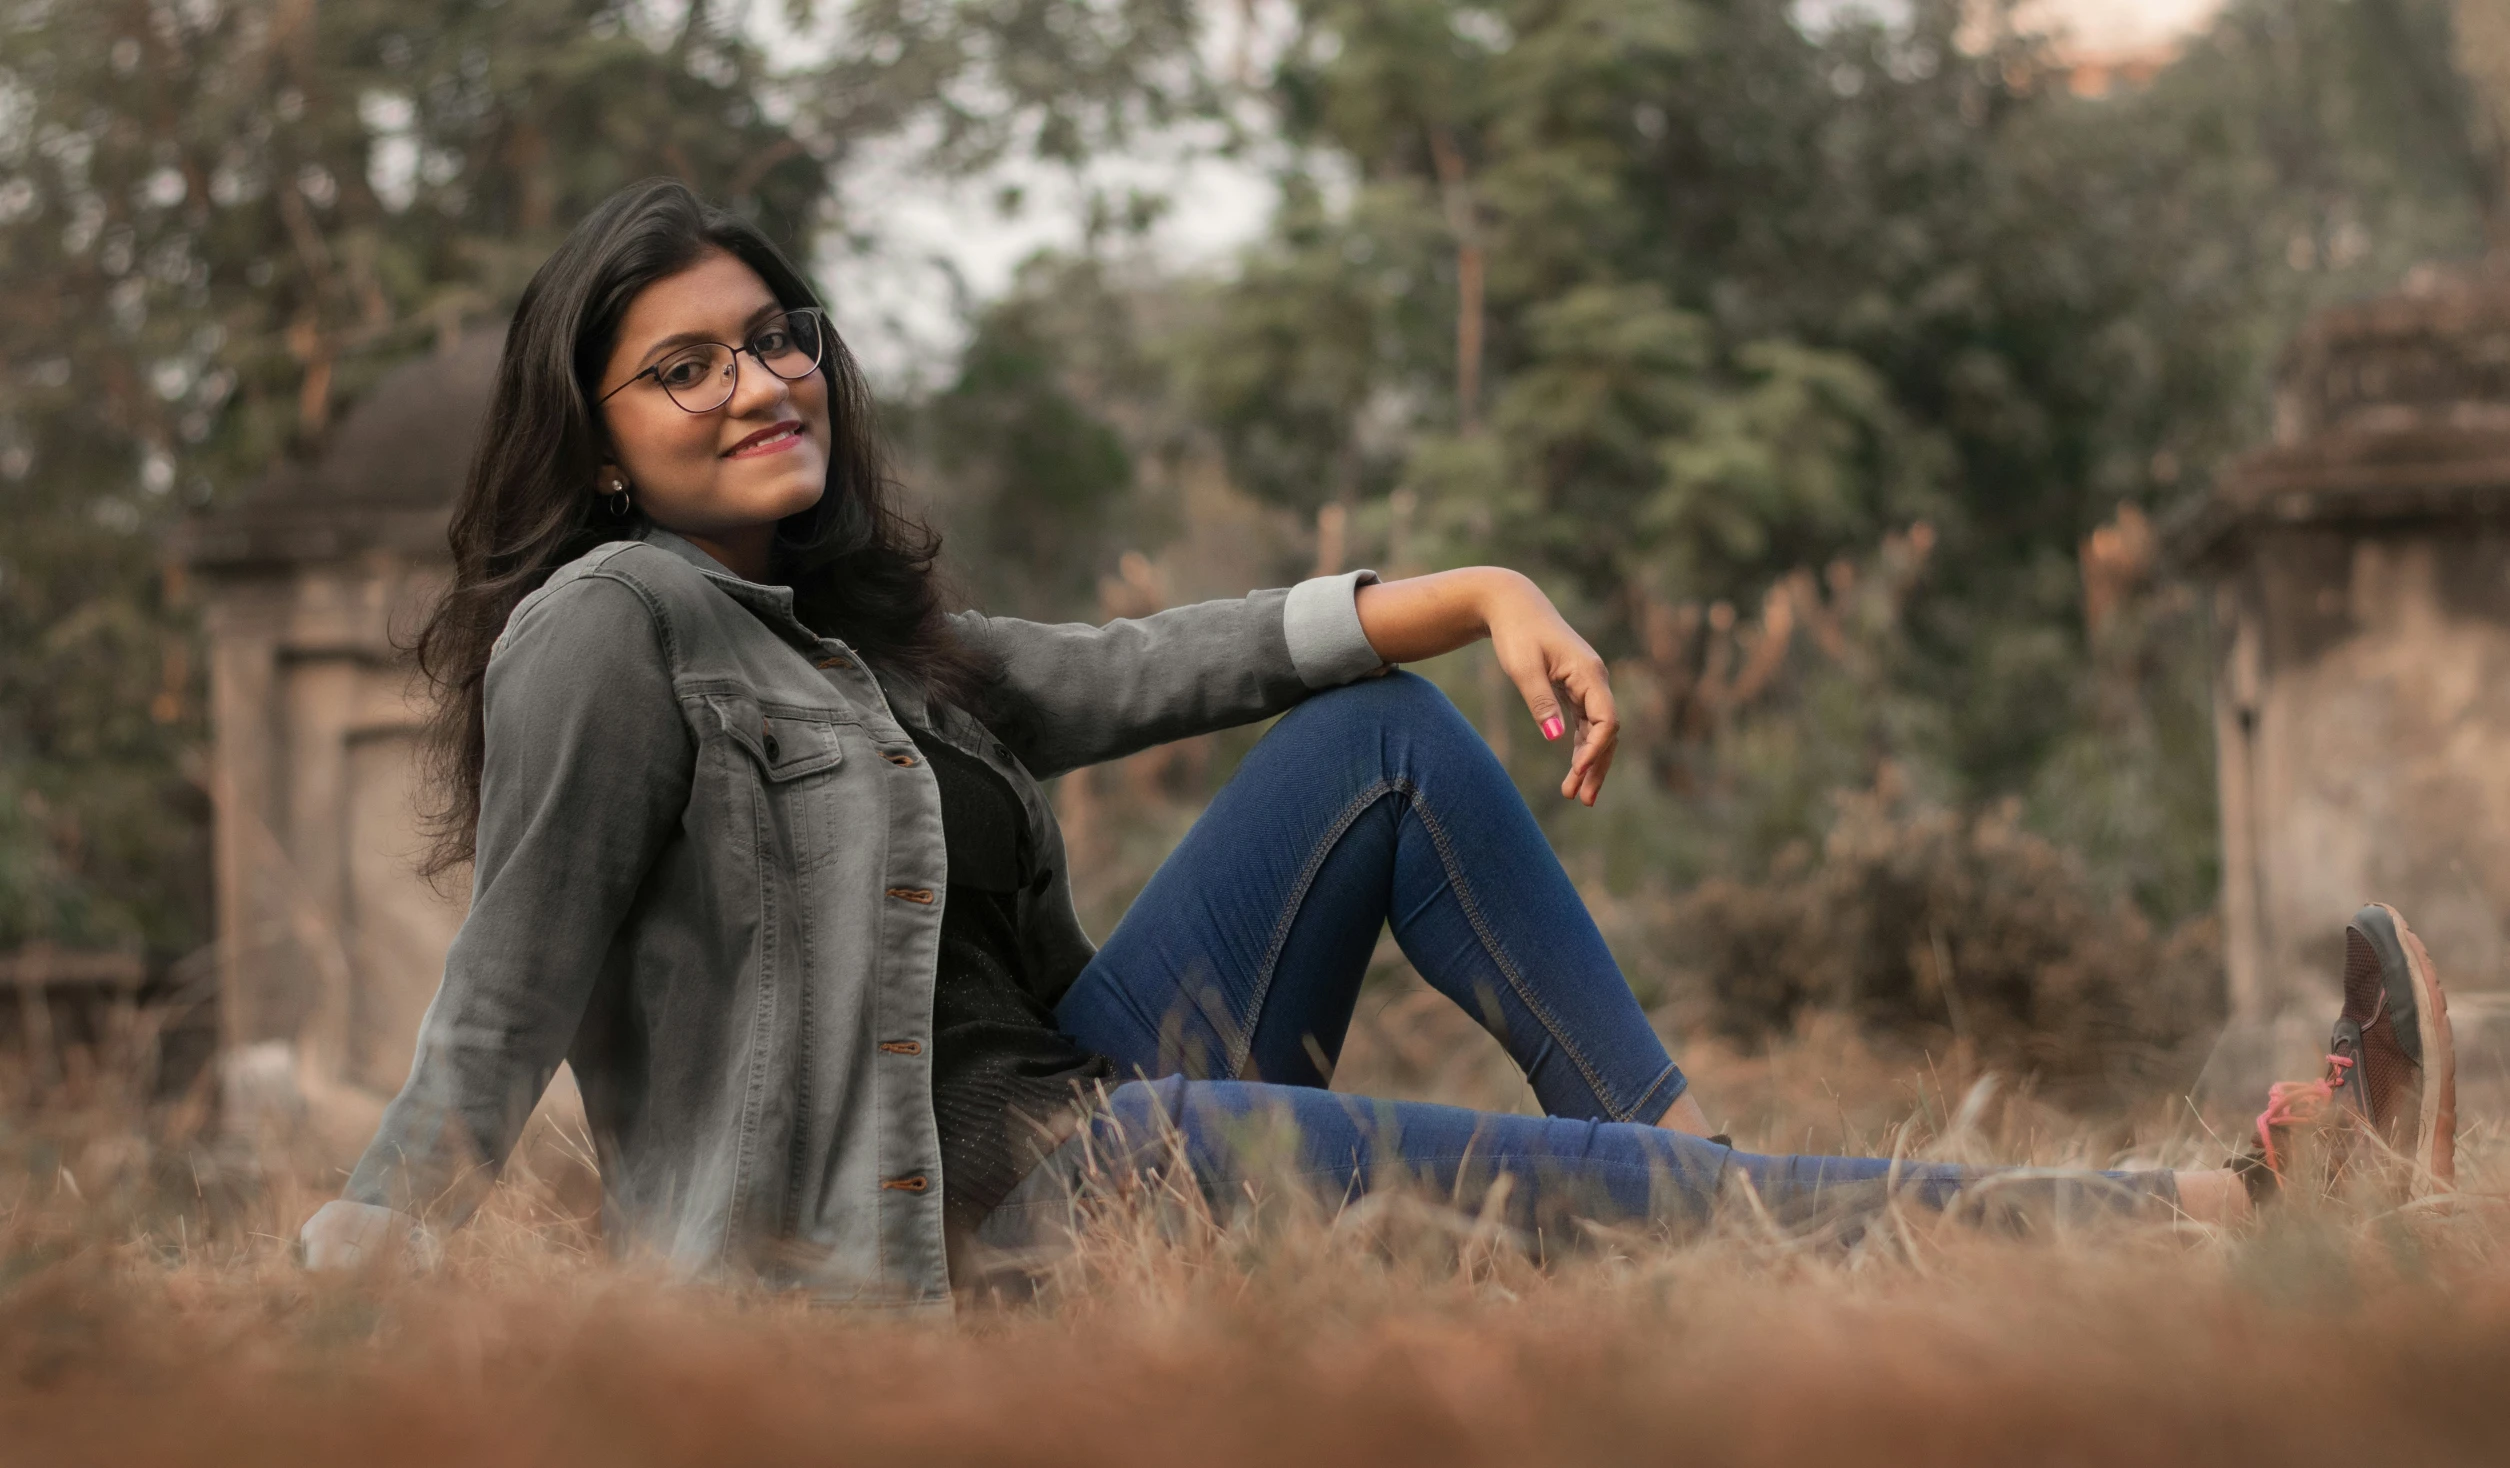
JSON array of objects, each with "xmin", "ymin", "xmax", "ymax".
[
  {"xmin": 2449, "ymin": 0, "xmax": 2510, "ymax": 246},
  {"xmin": 1, "ymin": 0, "xmax": 2500, "ymax": 959},
  {"xmin": 897, "ymin": 0, "xmax": 2490, "ymax": 918},
  {"xmin": 1152, "ymin": 0, "xmax": 2491, "ymax": 901},
  {"xmin": 0, "ymin": 0, "xmax": 834, "ymax": 955},
  {"xmin": 920, "ymin": 259, "xmax": 1141, "ymax": 619}
]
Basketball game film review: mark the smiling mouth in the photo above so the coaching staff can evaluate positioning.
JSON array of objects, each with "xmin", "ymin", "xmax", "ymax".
[{"xmin": 723, "ymin": 421, "xmax": 806, "ymax": 458}]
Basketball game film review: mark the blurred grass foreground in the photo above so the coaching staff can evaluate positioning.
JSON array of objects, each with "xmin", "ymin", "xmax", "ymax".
[
  {"xmin": 10, "ymin": 1024, "xmax": 2510, "ymax": 1466},
  {"xmin": 11, "ymin": 0, "xmax": 2510, "ymax": 1460}
]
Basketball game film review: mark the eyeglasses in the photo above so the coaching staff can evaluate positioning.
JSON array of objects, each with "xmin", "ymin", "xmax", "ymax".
[{"xmin": 598, "ymin": 308, "xmax": 829, "ymax": 414}]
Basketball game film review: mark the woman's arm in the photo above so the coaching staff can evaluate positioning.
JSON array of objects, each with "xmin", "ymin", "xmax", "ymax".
[
  {"xmin": 1356, "ymin": 568, "xmax": 1619, "ymax": 806},
  {"xmin": 950, "ymin": 580, "xmax": 1366, "ymax": 779},
  {"xmin": 310, "ymin": 573, "xmax": 694, "ymax": 1261},
  {"xmin": 957, "ymin": 567, "xmax": 1615, "ymax": 800}
]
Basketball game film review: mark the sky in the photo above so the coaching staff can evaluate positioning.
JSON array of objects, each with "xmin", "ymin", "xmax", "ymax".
[
  {"xmin": 817, "ymin": 0, "xmax": 2229, "ymax": 387},
  {"xmin": 812, "ymin": 1, "xmax": 1298, "ymax": 387},
  {"xmin": 819, "ymin": 117, "xmax": 1285, "ymax": 388},
  {"xmin": 2017, "ymin": 0, "xmax": 2227, "ymax": 53}
]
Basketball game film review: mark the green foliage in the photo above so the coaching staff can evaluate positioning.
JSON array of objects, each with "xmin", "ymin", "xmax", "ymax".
[
  {"xmin": 1218, "ymin": 0, "xmax": 2478, "ymax": 602},
  {"xmin": 905, "ymin": 0, "xmax": 2493, "ymax": 934},
  {"xmin": 2024, "ymin": 584, "xmax": 2225, "ymax": 928},
  {"xmin": 0, "ymin": 0, "xmax": 843, "ymax": 953},
  {"xmin": 1666, "ymin": 785, "xmax": 2225, "ymax": 1099},
  {"xmin": 0, "ymin": 0, "xmax": 2499, "ymax": 960},
  {"xmin": 832, "ymin": 0, "xmax": 1214, "ymax": 170},
  {"xmin": 0, "ymin": 0, "xmax": 1198, "ymax": 952},
  {"xmin": 1185, "ymin": 180, "xmax": 1445, "ymax": 513},
  {"xmin": 920, "ymin": 260, "xmax": 1140, "ymax": 618},
  {"xmin": 0, "ymin": 534, "xmax": 205, "ymax": 954},
  {"xmin": 1146, "ymin": 0, "xmax": 2486, "ymax": 914}
]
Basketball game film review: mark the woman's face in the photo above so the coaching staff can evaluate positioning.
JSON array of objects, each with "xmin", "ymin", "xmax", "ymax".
[{"xmin": 593, "ymin": 249, "xmax": 832, "ymax": 577}]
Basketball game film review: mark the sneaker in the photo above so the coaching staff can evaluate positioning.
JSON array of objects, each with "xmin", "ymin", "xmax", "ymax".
[{"xmin": 2234, "ymin": 903, "xmax": 2457, "ymax": 1204}]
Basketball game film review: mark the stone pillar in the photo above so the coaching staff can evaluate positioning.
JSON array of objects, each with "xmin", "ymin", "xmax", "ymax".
[
  {"xmin": 181, "ymin": 331, "xmax": 504, "ymax": 1143},
  {"xmin": 2186, "ymin": 264, "xmax": 2510, "ymax": 1082},
  {"xmin": 202, "ymin": 586, "xmax": 294, "ymax": 1053}
]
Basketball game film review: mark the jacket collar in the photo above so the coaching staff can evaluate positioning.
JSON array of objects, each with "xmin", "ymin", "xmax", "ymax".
[
  {"xmin": 641, "ymin": 526, "xmax": 804, "ymax": 621},
  {"xmin": 638, "ymin": 525, "xmax": 936, "ymax": 729}
]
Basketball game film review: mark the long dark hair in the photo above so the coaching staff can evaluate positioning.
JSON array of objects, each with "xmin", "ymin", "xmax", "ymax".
[{"xmin": 414, "ymin": 178, "xmax": 987, "ymax": 878}]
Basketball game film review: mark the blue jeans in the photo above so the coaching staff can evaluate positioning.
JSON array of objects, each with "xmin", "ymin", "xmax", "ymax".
[{"xmin": 984, "ymin": 674, "xmax": 2176, "ymax": 1256}]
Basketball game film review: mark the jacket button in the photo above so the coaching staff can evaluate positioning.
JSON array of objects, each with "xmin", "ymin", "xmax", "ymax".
[
  {"xmin": 885, "ymin": 887, "xmax": 936, "ymax": 905},
  {"xmin": 880, "ymin": 1174, "xmax": 929, "ymax": 1193},
  {"xmin": 762, "ymin": 733, "xmax": 782, "ymax": 761}
]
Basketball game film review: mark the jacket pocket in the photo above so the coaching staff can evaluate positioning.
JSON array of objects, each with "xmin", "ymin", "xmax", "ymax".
[{"xmin": 707, "ymin": 694, "xmax": 846, "ymax": 782}]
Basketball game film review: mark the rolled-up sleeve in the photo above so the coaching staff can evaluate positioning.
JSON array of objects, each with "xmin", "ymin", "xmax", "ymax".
[{"xmin": 1282, "ymin": 569, "xmax": 1386, "ymax": 689}]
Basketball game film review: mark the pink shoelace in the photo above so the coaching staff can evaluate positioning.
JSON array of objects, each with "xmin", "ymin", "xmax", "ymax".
[{"xmin": 2253, "ymin": 1053, "xmax": 2354, "ymax": 1180}]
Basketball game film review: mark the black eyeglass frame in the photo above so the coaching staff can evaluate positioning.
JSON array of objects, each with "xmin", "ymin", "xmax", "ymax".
[{"xmin": 595, "ymin": 307, "xmax": 830, "ymax": 413}]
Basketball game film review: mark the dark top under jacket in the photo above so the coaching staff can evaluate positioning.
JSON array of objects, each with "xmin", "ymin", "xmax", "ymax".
[{"xmin": 906, "ymin": 726, "xmax": 1115, "ymax": 1244}]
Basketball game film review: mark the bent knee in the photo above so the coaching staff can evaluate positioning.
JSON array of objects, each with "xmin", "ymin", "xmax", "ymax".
[{"xmin": 1283, "ymin": 668, "xmax": 1469, "ymax": 738}]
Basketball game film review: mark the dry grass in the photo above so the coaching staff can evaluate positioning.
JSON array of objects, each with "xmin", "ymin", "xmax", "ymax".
[{"xmin": 6, "ymin": 1018, "xmax": 2510, "ymax": 1467}]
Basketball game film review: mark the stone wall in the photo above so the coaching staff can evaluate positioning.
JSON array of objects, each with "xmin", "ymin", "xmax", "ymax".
[
  {"xmin": 2195, "ymin": 264, "xmax": 2510, "ymax": 1079},
  {"xmin": 202, "ymin": 552, "xmax": 462, "ymax": 1126},
  {"xmin": 2214, "ymin": 529, "xmax": 2510, "ymax": 1018}
]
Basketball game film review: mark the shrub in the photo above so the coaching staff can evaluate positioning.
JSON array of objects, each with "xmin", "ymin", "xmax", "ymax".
[{"xmin": 1663, "ymin": 782, "xmax": 2222, "ymax": 1102}]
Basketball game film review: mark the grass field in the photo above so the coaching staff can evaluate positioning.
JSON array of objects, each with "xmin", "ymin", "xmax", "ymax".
[{"xmin": 5, "ymin": 1007, "xmax": 2509, "ymax": 1467}]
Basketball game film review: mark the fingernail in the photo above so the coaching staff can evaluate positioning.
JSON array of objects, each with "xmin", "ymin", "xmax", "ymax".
[{"xmin": 1540, "ymin": 716, "xmax": 1564, "ymax": 742}]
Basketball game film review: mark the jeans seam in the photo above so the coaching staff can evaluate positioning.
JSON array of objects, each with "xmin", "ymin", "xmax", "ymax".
[
  {"xmin": 1400, "ymin": 782, "xmax": 1632, "ymax": 1121},
  {"xmin": 1625, "ymin": 1060, "xmax": 1688, "ymax": 1124},
  {"xmin": 1230, "ymin": 777, "xmax": 1403, "ymax": 1079}
]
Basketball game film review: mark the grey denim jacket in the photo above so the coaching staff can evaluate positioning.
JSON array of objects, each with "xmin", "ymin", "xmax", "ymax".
[{"xmin": 317, "ymin": 529, "xmax": 1382, "ymax": 1309}]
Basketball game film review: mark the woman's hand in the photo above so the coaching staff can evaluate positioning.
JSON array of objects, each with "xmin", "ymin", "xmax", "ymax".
[
  {"xmin": 1353, "ymin": 567, "xmax": 1620, "ymax": 805},
  {"xmin": 1480, "ymin": 572, "xmax": 1619, "ymax": 805},
  {"xmin": 300, "ymin": 1198, "xmax": 440, "ymax": 1272}
]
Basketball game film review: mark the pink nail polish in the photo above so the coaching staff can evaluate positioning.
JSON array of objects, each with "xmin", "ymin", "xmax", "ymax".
[{"xmin": 1540, "ymin": 716, "xmax": 1564, "ymax": 742}]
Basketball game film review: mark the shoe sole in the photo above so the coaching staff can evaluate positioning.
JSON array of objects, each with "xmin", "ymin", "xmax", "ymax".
[{"xmin": 2356, "ymin": 903, "xmax": 2456, "ymax": 1193}]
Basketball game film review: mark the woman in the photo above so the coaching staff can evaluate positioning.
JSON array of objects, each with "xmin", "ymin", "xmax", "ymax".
[{"xmin": 303, "ymin": 180, "xmax": 2456, "ymax": 1307}]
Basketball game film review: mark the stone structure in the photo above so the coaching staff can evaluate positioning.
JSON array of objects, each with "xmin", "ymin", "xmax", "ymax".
[
  {"xmin": 181, "ymin": 332, "xmax": 499, "ymax": 1119},
  {"xmin": 2184, "ymin": 264, "xmax": 2510, "ymax": 1068}
]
